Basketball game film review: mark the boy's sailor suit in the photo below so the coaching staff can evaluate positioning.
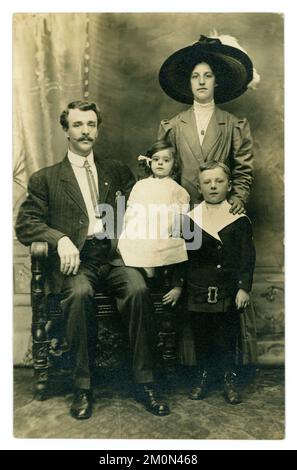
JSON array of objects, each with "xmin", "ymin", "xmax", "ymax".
[
  {"xmin": 180, "ymin": 200, "xmax": 256, "ymax": 371},
  {"xmin": 185, "ymin": 200, "xmax": 255, "ymax": 313}
]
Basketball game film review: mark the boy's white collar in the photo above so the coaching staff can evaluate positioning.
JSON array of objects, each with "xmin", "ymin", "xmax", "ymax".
[{"xmin": 188, "ymin": 200, "xmax": 247, "ymax": 241}]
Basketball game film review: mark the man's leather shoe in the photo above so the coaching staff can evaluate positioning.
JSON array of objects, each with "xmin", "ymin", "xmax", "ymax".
[
  {"xmin": 189, "ymin": 370, "xmax": 208, "ymax": 400},
  {"xmin": 70, "ymin": 389, "xmax": 93, "ymax": 419},
  {"xmin": 223, "ymin": 372, "xmax": 242, "ymax": 405},
  {"xmin": 135, "ymin": 384, "xmax": 170, "ymax": 416}
]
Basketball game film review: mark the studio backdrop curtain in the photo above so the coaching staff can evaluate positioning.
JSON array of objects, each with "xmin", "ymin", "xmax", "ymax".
[{"xmin": 13, "ymin": 13, "xmax": 89, "ymax": 223}]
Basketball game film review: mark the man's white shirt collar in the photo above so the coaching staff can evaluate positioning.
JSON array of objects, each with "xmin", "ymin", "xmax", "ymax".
[{"xmin": 68, "ymin": 150, "xmax": 95, "ymax": 168}]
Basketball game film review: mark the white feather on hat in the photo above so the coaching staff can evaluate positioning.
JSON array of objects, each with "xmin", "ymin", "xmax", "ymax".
[{"xmin": 208, "ymin": 30, "xmax": 260, "ymax": 90}]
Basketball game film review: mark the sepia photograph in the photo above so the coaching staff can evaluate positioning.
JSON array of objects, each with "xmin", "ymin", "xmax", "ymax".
[{"xmin": 11, "ymin": 10, "xmax": 285, "ymax": 443}]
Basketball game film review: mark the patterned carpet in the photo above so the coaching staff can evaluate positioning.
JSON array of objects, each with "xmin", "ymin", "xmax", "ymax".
[{"xmin": 14, "ymin": 367, "xmax": 284, "ymax": 440}]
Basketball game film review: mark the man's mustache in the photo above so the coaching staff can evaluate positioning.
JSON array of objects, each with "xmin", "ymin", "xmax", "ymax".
[{"xmin": 77, "ymin": 136, "xmax": 94, "ymax": 142}]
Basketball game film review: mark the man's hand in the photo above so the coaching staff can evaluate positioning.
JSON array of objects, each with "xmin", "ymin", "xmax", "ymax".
[
  {"xmin": 235, "ymin": 289, "xmax": 250, "ymax": 310},
  {"xmin": 228, "ymin": 196, "xmax": 246, "ymax": 215},
  {"xmin": 57, "ymin": 236, "xmax": 80, "ymax": 276},
  {"xmin": 162, "ymin": 287, "xmax": 182, "ymax": 307}
]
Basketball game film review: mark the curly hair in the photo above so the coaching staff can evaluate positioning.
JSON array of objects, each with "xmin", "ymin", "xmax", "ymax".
[{"xmin": 59, "ymin": 101, "xmax": 102, "ymax": 130}]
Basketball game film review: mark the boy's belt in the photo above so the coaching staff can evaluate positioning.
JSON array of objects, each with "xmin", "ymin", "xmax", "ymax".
[
  {"xmin": 207, "ymin": 286, "xmax": 218, "ymax": 304},
  {"xmin": 188, "ymin": 284, "xmax": 236, "ymax": 304},
  {"xmin": 196, "ymin": 286, "xmax": 219, "ymax": 304}
]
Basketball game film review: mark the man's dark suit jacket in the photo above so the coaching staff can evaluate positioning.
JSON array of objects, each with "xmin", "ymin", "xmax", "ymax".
[{"xmin": 15, "ymin": 155, "xmax": 136, "ymax": 293}]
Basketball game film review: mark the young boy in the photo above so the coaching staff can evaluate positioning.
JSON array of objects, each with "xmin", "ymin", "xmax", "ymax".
[{"xmin": 183, "ymin": 161, "xmax": 256, "ymax": 404}]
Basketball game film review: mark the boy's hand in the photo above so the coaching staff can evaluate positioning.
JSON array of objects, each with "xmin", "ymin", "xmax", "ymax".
[
  {"xmin": 228, "ymin": 196, "xmax": 246, "ymax": 214},
  {"xmin": 235, "ymin": 289, "xmax": 250, "ymax": 310},
  {"xmin": 162, "ymin": 287, "xmax": 182, "ymax": 307}
]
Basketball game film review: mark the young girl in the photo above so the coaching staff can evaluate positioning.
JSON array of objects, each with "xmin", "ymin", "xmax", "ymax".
[{"xmin": 118, "ymin": 139, "xmax": 190, "ymax": 306}]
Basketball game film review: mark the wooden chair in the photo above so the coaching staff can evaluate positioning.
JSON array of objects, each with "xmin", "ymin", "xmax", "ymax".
[{"xmin": 30, "ymin": 242, "xmax": 179, "ymax": 400}]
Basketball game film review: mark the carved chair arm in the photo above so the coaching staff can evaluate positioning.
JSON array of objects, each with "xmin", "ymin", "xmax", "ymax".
[
  {"xmin": 30, "ymin": 241, "xmax": 49, "ymax": 324},
  {"xmin": 30, "ymin": 241, "xmax": 49, "ymax": 261},
  {"xmin": 30, "ymin": 242, "xmax": 49, "ymax": 318},
  {"xmin": 30, "ymin": 242, "xmax": 48, "ymax": 301},
  {"xmin": 29, "ymin": 242, "xmax": 50, "ymax": 399}
]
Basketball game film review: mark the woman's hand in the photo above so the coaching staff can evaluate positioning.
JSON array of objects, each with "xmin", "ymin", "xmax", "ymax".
[
  {"xmin": 228, "ymin": 196, "xmax": 246, "ymax": 214},
  {"xmin": 235, "ymin": 289, "xmax": 250, "ymax": 310},
  {"xmin": 162, "ymin": 287, "xmax": 182, "ymax": 307}
]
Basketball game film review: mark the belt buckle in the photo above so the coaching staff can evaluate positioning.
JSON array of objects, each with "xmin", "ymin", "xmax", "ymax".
[{"xmin": 207, "ymin": 286, "xmax": 218, "ymax": 304}]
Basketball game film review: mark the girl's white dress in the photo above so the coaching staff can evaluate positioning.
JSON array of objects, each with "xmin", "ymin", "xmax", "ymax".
[{"xmin": 118, "ymin": 176, "xmax": 190, "ymax": 267}]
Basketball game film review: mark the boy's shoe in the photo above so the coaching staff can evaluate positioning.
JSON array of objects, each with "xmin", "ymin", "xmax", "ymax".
[
  {"xmin": 223, "ymin": 371, "xmax": 242, "ymax": 405},
  {"xmin": 189, "ymin": 370, "xmax": 209, "ymax": 400}
]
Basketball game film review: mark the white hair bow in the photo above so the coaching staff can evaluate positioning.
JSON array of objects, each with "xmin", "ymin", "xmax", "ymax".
[{"xmin": 138, "ymin": 155, "xmax": 152, "ymax": 166}]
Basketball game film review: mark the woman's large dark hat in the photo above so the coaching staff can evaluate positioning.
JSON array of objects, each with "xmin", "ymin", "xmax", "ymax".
[{"xmin": 159, "ymin": 35, "xmax": 254, "ymax": 104}]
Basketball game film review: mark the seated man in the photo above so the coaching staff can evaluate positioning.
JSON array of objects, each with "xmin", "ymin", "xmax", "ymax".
[{"xmin": 15, "ymin": 100, "xmax": 170, "ymax": 419}]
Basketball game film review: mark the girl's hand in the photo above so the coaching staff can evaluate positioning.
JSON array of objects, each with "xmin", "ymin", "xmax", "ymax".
[
  {"xmin": 162, "ymin": 287, "xmax": 182, "ymax": 307},
  {"xmin": 235, "ymin": 289, "xmax": 250, "ymax": 310}
]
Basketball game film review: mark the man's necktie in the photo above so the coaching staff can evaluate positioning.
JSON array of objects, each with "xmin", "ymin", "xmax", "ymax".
[{"xmin": 84, "ymin": 159, "xmax": 100, "ymax": 218}]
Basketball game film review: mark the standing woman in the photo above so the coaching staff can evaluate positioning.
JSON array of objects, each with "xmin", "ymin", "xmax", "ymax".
[
  {"xmin": 158, "ymin": 34, "xmax": 260, "ymax": 214},
  {"xmin": 158, "ymin": 34, "xmax": 260, "ymax": 370}
]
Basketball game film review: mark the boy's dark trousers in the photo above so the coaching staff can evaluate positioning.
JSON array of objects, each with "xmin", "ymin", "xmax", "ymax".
[{"xmin": 190, "ymin": 308, "xmax": 240, "ymax": 373}]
